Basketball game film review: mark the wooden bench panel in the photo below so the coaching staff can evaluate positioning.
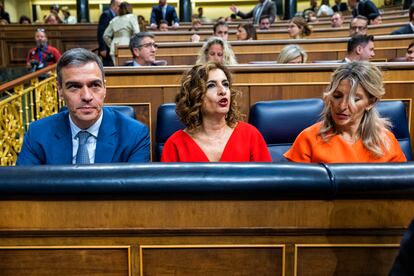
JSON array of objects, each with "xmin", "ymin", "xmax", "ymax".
[{"xmin": 0, "ymin": 247, "xmax": 130, "ymax": 276}]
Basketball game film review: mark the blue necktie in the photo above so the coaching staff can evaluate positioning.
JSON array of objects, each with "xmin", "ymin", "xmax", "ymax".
[{"xmin": 76, "ymin": 131, "xmax": 91, "ymax": 164}]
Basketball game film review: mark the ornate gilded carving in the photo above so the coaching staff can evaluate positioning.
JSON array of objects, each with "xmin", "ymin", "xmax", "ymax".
[{"xmin": 0, "ymin": 72, "xmax": 59, "ymax": 165}]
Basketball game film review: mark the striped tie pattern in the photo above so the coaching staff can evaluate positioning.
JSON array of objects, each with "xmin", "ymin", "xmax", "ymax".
[{"xmin": 76, "ymin": 131, "xmax": 91, "ymax": 164}]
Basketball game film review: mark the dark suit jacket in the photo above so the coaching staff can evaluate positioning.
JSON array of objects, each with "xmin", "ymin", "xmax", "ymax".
[
  {"xmin": 237, "ymin": 0, "xmax": 277, "ymax": 23},
  {"xmin": 150, "ymin": 5, "xmax": 179, "ymax": 26},
  {"xmin": 389, "ymin": 218, "xmax": 414, "ymax": 276},
  {"xmin": 391, "ymin": 24, "xmax": 414, "ymax": 35},
  {"xmin": 97, "ymin": 8, "xmax": 116, "ymax": 66},
  {"xmin": 0, "ymin": 11, "xmax": 10, "ymax": 23},
  {"xmin": 352, "ymin": 0, "xmax": 379, "ymax": 20},
  {"xmin": 16, "ymin": 107, "xmax": 150, "ymax": 165},
  {"xmin": 332, "ymin": 2, "xmax": 348, "ymax": 12}
]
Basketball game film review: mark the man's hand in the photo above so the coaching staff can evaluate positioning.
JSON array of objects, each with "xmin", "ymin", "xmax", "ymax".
[
  {"xmin": 99, "ymin": 50, "xmax": 107, "ymax": 58},
  {"xmin": 229, "ymin": 5, "xmax": 238, "ymax": 14},
  {"xmin": 191, "ymin": 34, "xmax": 200, "ymax": 42}
]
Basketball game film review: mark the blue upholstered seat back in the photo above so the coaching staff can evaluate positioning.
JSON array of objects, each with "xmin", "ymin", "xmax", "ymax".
[
  {"xmin": 377, "ymin": 100, "xmax": 412, "ymax": 161},
  {"xmin": 249, "ymin": 98, "xmax": 324, "ymax": 162},
  {"xmin": 249, "ymin": 99, "xmax": 413, "ymax": 162},
  {"xmin": 155, "ymin": 103, "xmax": 185, "ymax": 161},
  {"xmin": 60, "ymin": 105, "xmax": 136, "ymax": 119}
]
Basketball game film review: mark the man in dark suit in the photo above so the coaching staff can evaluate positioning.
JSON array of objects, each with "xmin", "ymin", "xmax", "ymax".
[
  {"xmin": 230, "ymin": 0, "xmax": 277, "ymax": 24},
  {"xmin": 16, "ymin": 48, "xmax": 150, "ymax": 165},
  {"xmin": 348, "ymin": 0, "xmax": 379, "ymax": 21},
  {"xmin": 150, "ymin": 0, "xmax": 179, "ymax": 30},
  {"xmin": 343, "ymin": 34, "xmax": 375, "ymax": 62},
  {"xmin": 0, "ymin": 2, "xmax": 10, "ymax": 23},
  {"xmin": 332, "ymin": 0, "xmax": 348, "ymax": 12},
  {"xmin": 389, "ymin": 217, "xmax": 414, "ymax": 275},
  {"xmin": 391, "ymin": 4, "xmax": 414, "ymax": 35},
  {"xmin": 125, "ymin": 32, "xmax": 165, "ymax": 66},
  {"xmin": 97, "ymin": 0, "xmax": 121, "ymax": 66}
]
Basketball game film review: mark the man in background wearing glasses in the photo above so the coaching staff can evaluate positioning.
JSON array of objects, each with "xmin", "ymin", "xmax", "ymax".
[
  {"xmin": 126, "ymin": 32, "xmax": 163, "ymax": 66},
  {"xmin": 349, "ymin": 15, "xmax": 368, "ymax": 37},
  {"xmin": 26, "ymin": 28, "xmax": 61, "ymax": 72}
]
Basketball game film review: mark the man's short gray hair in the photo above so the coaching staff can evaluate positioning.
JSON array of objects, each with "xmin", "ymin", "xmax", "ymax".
[
  {"xmin": 129, "ymin": 32, "xmax": 155, "ymax": 57},
  {"xmin": 56, "ymin": 48, "xmax": 104, "ymax": 86}
]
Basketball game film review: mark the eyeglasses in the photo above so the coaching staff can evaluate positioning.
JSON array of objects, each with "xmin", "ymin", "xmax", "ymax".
[
  {"xmin": 350, "ymin": 26, "xmax": 367, "ymax": 31},
  {"xmin": 36, "ymin": 28, "xmax": 45, "ymax": 33},
  {"xmin": 138, "ymin": 43, "xmax": 158, "ymax": 49}
]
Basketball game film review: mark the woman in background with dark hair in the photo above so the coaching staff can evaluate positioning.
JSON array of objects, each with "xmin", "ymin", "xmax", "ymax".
[
  {"xmin": 288, "ymin": 16, "xmax": 312, "ymax": 39},
  {"xmin": 236, "ymin": 23, "xmax": 257, "ymax": 40},
  {"xmin": 161, "ymin": 62, "xmax": 271, "ymax": 162},
  {"xmin": 19, "ymin": 15, "xmax": 31, "ymax": 24}
]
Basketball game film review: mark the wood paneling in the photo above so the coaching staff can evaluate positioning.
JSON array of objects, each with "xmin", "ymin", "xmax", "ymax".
[
  {"xmin": 295, "ymin": 245, "xmax": 399, "ymax": 276},
  {"xmin": 0, "ymin": 247, "xmax": 130, "ymax": 276},
  {"xmin": 0, "ymin": 198, "xmax": 411, "ymax": 275},
  {"xmin": 140, "ymin": 245, "xmax": 284, "ymax": 276}
]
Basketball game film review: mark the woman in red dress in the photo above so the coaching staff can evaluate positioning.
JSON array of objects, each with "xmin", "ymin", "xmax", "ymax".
[{"xmin": 161, "ymin": 62, "xmax": 272, "ymax": 162}]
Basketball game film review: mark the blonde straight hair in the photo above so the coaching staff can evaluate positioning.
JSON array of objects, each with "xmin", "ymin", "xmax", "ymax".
[{"xmin": 319, "ymin": 61, "xmax": 391, "ymax": 157}]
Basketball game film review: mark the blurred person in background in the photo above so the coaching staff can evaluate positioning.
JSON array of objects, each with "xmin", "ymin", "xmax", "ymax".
[
  {"xmin": 26, "ymin": 29, "xmax": 61, "ymax": 72},
  {"xmin": 98, "ymin": 0, "xmax": 121, "ymax": 66},
  {"xmin": 331, "ymin": 12, "xmax": 344, "ymax": 28},
  {"xmin": 277, "ymin": 44, "xmax": 308, "ymax": 63},
  {"xmin": 236, "ymin": 23, "xmax": 257, "ymax": 40},
  {"xmin": 196, "ymin": 37, "xmax": 237, "ymax": 66},
  {"xmin": 259, "ymin": 15, "xmax": 271, "ymax": 30},
  {"xmin": 103, "ymin": 1, "xmax": 140, "ymax": 65},
  {"xmin": 349, "ymin": 15, "xmax": 368, "ymax": 36},
  {"xmin": 288, "ymin": 16, "xmax": 312, "ymax": 39}
]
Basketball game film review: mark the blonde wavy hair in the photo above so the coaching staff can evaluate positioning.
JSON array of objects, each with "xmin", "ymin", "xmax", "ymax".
[
  {"xmin": 175, "ymin": 62, "xmax": 241, "ymax": 131},
  {"xmin": 196, "ymin": 36, "xmax": 237, "ymax": 66},
  {"xmin": 320, "ymin": 61, "xmax": 391, "ymax": 157}
]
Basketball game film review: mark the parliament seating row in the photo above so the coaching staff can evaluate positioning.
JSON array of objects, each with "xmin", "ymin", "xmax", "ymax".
[
  {"xmin": 1, "ymin": 162, "xmax": 413, "ymax": 275},
  {"xmin": 104, "ymin": 62, "xmax": 414, "ymax": 160},
  {"xmin": 0, "ymin": 21, "xmax": 411, "ymax": 68},
  {"xmin": 154, "ymin": 100, "xmax": 412, "ymax": 162},
  {"xmin": 116, "ymin": 34, "xmax": 414, "ymax": 65}
]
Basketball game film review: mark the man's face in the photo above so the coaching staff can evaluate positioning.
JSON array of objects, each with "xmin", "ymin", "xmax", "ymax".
[
  {"xmin": 159, "ymin": 0, "xmax": 167, "ymax": 5},
  {"xmin": 133, "ymin": 36, "xmax": 157, "ymax": 65},
  {"xmin": 214, "ymin": 25, "xmax": 229, "ymax": 41},
  {"xmin": 350, "ymin": 18, "xmax": 367, "ymax": 36},
  {"xmin": 348, "ymin": 0, "xmax": 357, "ymax": 8},
  {"xmin": 358, "ymin": 41, "xmax": 375, "ymax": 61},
  {"xmin": 58, "ymin": 62, "xmax": 106, "ymax": 130},
  {"xmin": 35, "ymin": 31, "xmax": 47, "ymax": 48},
  {"xmin": 112, "ymin": 0, "xmax": 121, "ymax": 14},
  {"xmin": 159, "ymin": 23, "xmax": 168, "ymax": 32},
  {"xmin": 331, "ymin": 13, "xmax": 343, "ymax": 27},
  {"xmin": 259, "ymin": 18, "xmax": 270, "ymax": 30}
]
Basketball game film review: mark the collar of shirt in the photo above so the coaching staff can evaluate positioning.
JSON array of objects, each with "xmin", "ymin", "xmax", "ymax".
[
  {"xmin": 69, "ymin": 110, "xmax": 103, "ymax": 140},
  {"xmin": 69, "ymin": 110, "xmax": 103, "ymax": 164},
  {"xmin": 133, "ymin": 60, "xmax": 142, "ymax": 66},
  {"xmin": 109, "ymin": 8, "xmax": 117, "ymax": 17}
]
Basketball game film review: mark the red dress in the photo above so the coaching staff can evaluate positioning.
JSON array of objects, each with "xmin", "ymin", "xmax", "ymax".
[{"xmin": 161, "ymin": 122, "xmax": 272, "ymax": 162}]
